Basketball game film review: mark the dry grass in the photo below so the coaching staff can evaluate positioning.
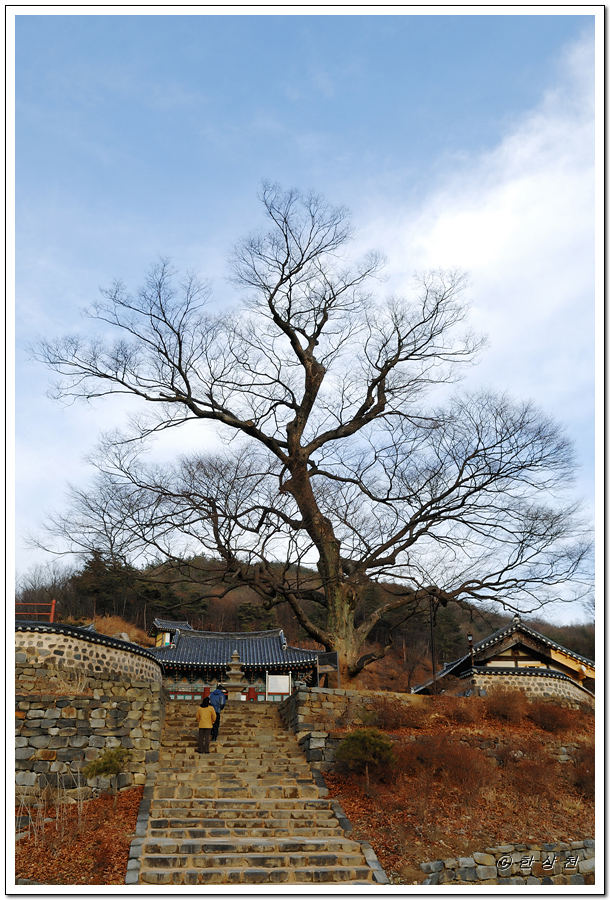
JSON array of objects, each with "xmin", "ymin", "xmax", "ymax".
[
  {"xmin": 483, "ymin": 687, "xmax": 528, "ymax": 724},
  {"xmin": 527, "ymin": 699, "xmax": 578, "ymax": 732},
  {"xmin": 325, "ymin": 705, "xmax": 595, "ymax": 885},
  {"xmin": 92, "ymin": 616, "xmax": 155, "ymax": 646},
  {"xmin": 375, "ymin": 697, "xmax": 430, "ymax": 730},
  {"xmin": 61, "ymin": 614, "xmax": 155, "ymax": 646},
  {"xmin": 572, "ymin": 745, "xmax": 595, "ymax": 800},
  {"xmin": 437, "ymin": 696, "xmax": 484, "ymax": 725},
  {"xmin": 15, "ymin": 787, "xmax": 143, "ymax": 885}
]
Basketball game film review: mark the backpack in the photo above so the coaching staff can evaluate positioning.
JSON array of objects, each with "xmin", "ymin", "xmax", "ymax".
[{"xmin": 210, "ymin": 689, "xmax": 226, "ymax": 712}]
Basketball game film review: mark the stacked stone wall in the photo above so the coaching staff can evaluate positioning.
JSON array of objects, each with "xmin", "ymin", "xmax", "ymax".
[
  {"xmin": 418, "ymin": 840, "xmax": 595, "ymax": 885},
  {"xmin": 297, "ymin": 728, "xmax": 582, "ymax": 774},
  {"xmin": 278, "ymin": 686, "xmax": 423, "ymax": 735},
  {"xmin": 15, "ymin": 677, "xmax": 165, "ymax": 801},
  {"xmin": 15, "ymin": 628, "xmax": 162, "ymax": 687},
  {"xmin": 281, "ymin": 687, "xmax": 591, "ymax": 772},
  {"xmin": 278, "ymin": 682, "xmax": 591, "ymax": 739},
  {"xmin": 468, "ymin": 672, "xmax": 593, "ymax": 705},
  {"xmin": 15, "ymin": 625, "xmax": 165, "ymax": 802}
]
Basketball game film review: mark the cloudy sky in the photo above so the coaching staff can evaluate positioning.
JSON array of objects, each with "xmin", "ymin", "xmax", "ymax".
[{"xmin": 12, "ymin": 9, "xmax": 599, "ymax": 623}]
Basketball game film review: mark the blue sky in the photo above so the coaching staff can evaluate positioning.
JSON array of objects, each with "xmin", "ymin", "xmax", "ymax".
[{"xmin": 12, "ymin": 9, "xmax": 599, "ymax": 624}]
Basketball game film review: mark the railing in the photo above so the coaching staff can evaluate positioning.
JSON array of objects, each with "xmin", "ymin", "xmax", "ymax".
[{"xmin": 15, "ymin": 599, "xmax": 56, "ymax": 623}]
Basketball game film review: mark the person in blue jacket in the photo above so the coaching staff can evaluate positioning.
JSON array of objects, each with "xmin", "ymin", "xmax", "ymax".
[{"xmin": 209, "ymin": 683, "xmax": 228, "ymax": 742}]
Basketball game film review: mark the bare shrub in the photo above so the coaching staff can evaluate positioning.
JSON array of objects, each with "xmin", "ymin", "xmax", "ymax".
[
  {"xmin": 527, "ymin": 700, "xmax": 569, "ymax": 732},
  {"xmin": 395, "ymin": 734, "xmax": 495, "ymax": 800},
  {"xmin": 376, "ymin": 698, "xmax": 429, "ymax": 730},
  {"xmin": 508, "ymin": 757, "xmax": 558, "ymax": 800},
  {"xmin": 494, "ymin": 743, "xmax": 517, "ymax": 770},
  {"xmin": 394, "ymin": 740, "xmax": 424, "ymax": 776},
  {"xmin": 439, "ymin": 697, "xmax": 482, "ymax": 725},
  {"xmin": 484, "ymin": 688, "xmax": 527, "ymax": 724},
  {"xmin": 572, "ymin": 745, "xmax": 595, "ymax": 800},
  {"xmin": 375, "ymin": 699, "xmax": 430, "ymax": 731},
  {"xmin": 443, "ymin": 743, "xmax": 496, "ymax": 795},
  {"xmin": 395, "ymin": 734, "xmax": 454, "ymax": 779}
]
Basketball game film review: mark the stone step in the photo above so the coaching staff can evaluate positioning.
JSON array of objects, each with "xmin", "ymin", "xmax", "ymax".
[
  {"xmin": 139, "ymin": 865, "xmax": 374, "ymax": 885},
  {"xmin": 162, "ymin": 740, "xmax": 301, "ymax": 753},
  {"xmin": 149, "ymin": 785, "xmax": 320, "ymax": 800},
  {"xmin": 155, "ymin": 768, "xmax": 313, "ymax": 779},
  {"xmin": 162, "ymin": 719, "xmax": 291, "ymax": 728},
  {"xmin": 163, "ymin": 713, "xmax": 281, "ymax": 724},
  {"xmin": 158, "ymin": 766, "xmax": 307, "ymax": 775},
  {"xmin": 156, "ymin": 761, "xmax": 311, "ymax": 772},
  {"xmin": 158, "ymin": 751, "xmax": 307, "ymax": 761},
  {"xmin": 148, "ymin": 827, "xmax": 343, "ymax": 840},
  {"xmin": 162, "ymin": 756, "xmax": 306, "ymax": 764},
  {"xmin": 163, "ymin": 740, "xmax": 300, "ymax": 752},
  {"xmin": 155, "ymin": 770, "xmax": 313, "ymax": 783},
  {"xmin": 154, "ymin": 779, "xmax": 315, "ymax": 791},
  {"xmin": 142, "ymin": 837, "xmax": 360, "ymax": 854},
  {"xmin": 140, "ymin": 851, "xmax": 368, "ymax": 871},
  {"xmin": 149, "ymin": 797, "xmax": 336, "ymax": 811},
  {"xmin": 161, "ymin": 741, "xmax": 302, "ymax": 748},
  {"xmin": 149, "ymin": 803, "xmax": 338, "ymax": 819},
  {"xmin": 157, "ymin": 759, "xmax": 311, "ymax": 770},
  {"xmin": 163, "ymin": 717, "xmax": 288, "ymax": 724},
  {"xmin": 162, "ymin": 730, "xmax": 298, "ymax": 739},
  {"xmin": 160, "ymin": 752, "xmax": 304, "ymax": 761},
  {"xmin": 149, "ymin": 813, "xmax": 339, "ymax": 826}
]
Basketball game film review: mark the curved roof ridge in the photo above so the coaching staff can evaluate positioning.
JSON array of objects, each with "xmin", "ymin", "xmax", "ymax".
[
  {"xmin": 178, "ymin": 628, "xmax": 284, "ymax": 639},
  {"xmin": 473, "ymin": 614, "xmax": 594, "ymax": 667}
]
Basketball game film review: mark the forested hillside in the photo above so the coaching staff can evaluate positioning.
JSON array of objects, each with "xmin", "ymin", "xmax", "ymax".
[{"xmin": 15, "ymin": 554, "xmax": 594, "ymax": 690}]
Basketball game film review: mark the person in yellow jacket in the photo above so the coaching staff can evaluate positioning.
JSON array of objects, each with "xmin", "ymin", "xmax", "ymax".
[{"xmin": 196, "ymin": 696, "xmax": 217, "ymax": 754}]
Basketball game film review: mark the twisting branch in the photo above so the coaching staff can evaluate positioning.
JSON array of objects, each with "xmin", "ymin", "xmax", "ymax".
[{"xmin": 32, "ymin": 183, "xmax": 593, "ymax": 675}]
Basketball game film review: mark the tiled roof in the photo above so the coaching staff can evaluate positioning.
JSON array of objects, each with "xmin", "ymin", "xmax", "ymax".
[
  {"xmin": 471, "ymin": 614, "xmax": 594, "ymax": 667},
  {"xmin": 412, "ymin": 613, "xmax": 594, "ymax": 693},
  {"xmin": 149, "ymin": 628, "xmax": 318, "ymax": 670},
  {"xmin": 148, "ymin": 617, "xmax": 195, "ymax": 636}
]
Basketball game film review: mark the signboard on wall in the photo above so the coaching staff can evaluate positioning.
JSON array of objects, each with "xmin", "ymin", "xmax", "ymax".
[
  {"xmin": 267, "ymin": 675, "xmax": 290, "ymax": 694},
  {"xmin": 266, "ymin": 674, "xmax": 291, "ymax": 695}
]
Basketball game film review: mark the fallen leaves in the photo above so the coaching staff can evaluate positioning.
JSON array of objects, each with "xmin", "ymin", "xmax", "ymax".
[
  {"xmin": 15, "ymin": 786, "xmax": 143, "ymax": 885},
  {"xmin": 324, "ymin": 712, "xmax": 595, "ymax": 885}
]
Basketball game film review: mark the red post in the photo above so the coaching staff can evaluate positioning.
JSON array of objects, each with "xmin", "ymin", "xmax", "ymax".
[{"xmin": 50, "ymin": 599, "xmax": 56, "ymax": 623}]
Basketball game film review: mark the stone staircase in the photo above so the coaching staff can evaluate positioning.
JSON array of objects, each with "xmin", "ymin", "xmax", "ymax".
[{"xmin": 128, "ymin": 700, "xmax": 387, "ymax": 885}]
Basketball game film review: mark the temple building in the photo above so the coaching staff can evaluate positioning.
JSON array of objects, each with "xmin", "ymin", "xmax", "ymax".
[
  {"xmin": 147, "ymin": 618, "xmax": 322, "ymax": 701},
  {"xmin": 413, "ymin": 613, "xmax": 595, "ymax": 703}
]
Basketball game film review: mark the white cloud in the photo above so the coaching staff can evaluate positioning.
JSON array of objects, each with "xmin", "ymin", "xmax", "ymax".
[{"xmin": 357, "ymin": 32, "xmax": 594, "ymax": 441}]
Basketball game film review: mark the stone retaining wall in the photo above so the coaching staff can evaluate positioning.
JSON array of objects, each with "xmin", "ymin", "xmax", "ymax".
[
  {"xmin": 419, "ymin": 840, "xmax": 595, "ymax": 885},
  {"xmin": 298, "ymin": 730, "xmax": 343, "ymax": 772},
  {"xmin": 15, "ymin": 625, "xmax": 162, "ymax": 688},
  {"xmin": 15, "ymin": 677, "xmax": 165, "ymax": 801},
  {"xmin": 278, "ymin": 686, "xmax": 421, "ymax": 735},
  {"xmin": 297, "ymin": 729, "xmax": 582, "ymax": 773},
  {"xmin": 278, "ymin": 685, "xmax": 591, "ymax": 740},
  {"xmin": 468, "ymin": 671, "xmax": 594, "ymax": 705}
]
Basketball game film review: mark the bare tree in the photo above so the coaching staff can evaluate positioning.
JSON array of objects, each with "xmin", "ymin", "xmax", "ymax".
[
  {"xmin": 33, "ymin": 183, "xmax": 592, "ymax": 677},
  {"xmin": 16, "ymin": 561, "xmax": 78, "ymax": 620}
]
